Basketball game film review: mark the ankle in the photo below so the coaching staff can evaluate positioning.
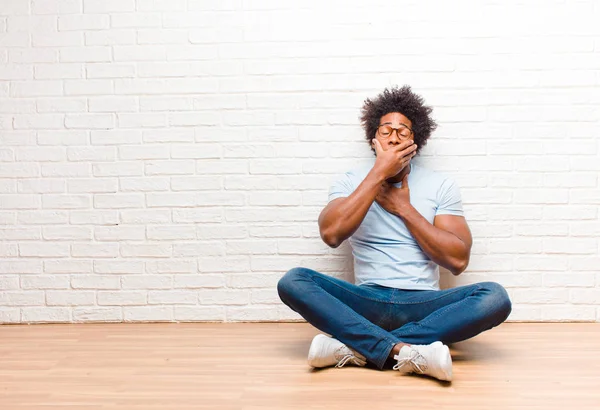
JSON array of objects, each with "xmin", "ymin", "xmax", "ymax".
[{"xmin": 389, "ymin": 342, "xmax": 410, "ymax": 358}]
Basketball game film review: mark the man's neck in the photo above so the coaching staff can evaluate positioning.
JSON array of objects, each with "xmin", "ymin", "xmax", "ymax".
[{"xmin": 386, "ymin": 163, "xmax": 411, "ymax": 184}]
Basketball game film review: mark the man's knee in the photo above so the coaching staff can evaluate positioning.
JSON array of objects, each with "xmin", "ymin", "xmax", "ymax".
[
  {"xmin": 479, "ymin": 281, "xmax": 512, "ymax": 324},
  {"xmin": 277, "ymin": 267, "xmax": 310, "ymax": 303}
]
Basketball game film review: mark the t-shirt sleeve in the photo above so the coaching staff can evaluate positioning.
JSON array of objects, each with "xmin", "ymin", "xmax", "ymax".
[
  {"xmin": 435, "ymin": 178, "xmax": 464, "ymax": 216},
  {"xmin": 328, "ymin": 173, "xmax": 354, "ymax": 202}
]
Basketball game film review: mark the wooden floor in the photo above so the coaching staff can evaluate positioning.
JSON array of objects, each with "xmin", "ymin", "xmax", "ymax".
[{"xmin": 0, "ymin": 323, "xmax": 599, "ymax": 410}]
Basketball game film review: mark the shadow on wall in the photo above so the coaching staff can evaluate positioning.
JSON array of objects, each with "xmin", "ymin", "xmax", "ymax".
[{"xmin": 439, "ymin": 268, "xmax": 458, "ymax": 290}]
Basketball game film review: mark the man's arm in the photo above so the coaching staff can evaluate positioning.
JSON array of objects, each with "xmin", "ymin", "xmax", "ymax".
[
  {"xmin": 375, "ymin": 175, "xmax": 472, "ymax": 275},
  {"xmin": 319, "ymin": 139, "xmax": 417, "ymax": 248},
  {"xmin": 318, "ymin": 168, "xmax": 384, "ymax": 248}
]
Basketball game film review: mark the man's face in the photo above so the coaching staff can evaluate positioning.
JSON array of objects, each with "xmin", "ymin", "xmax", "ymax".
[{"xmin": 375, "ymin": 112, "xmax": 414, "ymax": 151}]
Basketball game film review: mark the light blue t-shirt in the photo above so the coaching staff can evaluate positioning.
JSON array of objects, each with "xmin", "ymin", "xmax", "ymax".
[{"xmin": 328, "ymin": 161, "xmax": 464, "ymax": 291}]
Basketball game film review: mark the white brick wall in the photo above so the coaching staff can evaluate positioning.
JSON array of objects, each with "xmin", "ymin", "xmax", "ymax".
[{"xmin": 0, "ymin": 0, "xmax": 599, "ymax": 324}]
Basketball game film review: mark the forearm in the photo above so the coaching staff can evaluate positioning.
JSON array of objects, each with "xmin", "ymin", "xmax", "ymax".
[
  {"xmin": 398, "ymin": 205, "xmax": 470, "ymax": 275},
  {"xmin": 318, "ymin": 168, "xmax": 386, "ymax": 248}
]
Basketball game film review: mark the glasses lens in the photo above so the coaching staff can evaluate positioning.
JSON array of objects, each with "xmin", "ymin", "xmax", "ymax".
[
  {"xmin": 379, "ymin": 125, "xmax": 392, "ymax": 136},
  {"xmin": 398, "ymin": 125, "xmax": 411, "ymax": 138}
]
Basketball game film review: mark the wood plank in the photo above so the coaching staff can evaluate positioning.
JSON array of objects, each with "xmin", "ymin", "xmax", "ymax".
[{"xmin": 0, "ymin": 323, "xmax": 599, "ymax": 409}]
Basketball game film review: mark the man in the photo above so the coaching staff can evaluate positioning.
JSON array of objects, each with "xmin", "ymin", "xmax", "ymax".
[{"xmin": 277, "ymin": 86, "xmax": 511, "ymax": 382}]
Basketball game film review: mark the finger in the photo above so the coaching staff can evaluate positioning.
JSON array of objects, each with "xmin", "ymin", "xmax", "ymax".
[
  {"xmin": 372, "ymin": 138, "xmax": 383, "ymax": 155},
  {"xmin": 395, "ymin": 144, "xmax": 418, "ymax": 159},
  {"xmin": 402, "ymin": 174, "xmax": 409, "ymax": 188},
  {"xmin": 391, "ymin": 140, "xmax": 416, "ymax": 155}
]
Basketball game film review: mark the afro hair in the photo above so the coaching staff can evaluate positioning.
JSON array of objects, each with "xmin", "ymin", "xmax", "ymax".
[{"xmin": 360, "ymin": 85, "xmax": 437, "ymax": 154}]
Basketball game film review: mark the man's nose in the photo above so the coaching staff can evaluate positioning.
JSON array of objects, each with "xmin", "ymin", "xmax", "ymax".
[{"xmin": 388, "ymin": 130, "xmax": 401, "ymax": 145}]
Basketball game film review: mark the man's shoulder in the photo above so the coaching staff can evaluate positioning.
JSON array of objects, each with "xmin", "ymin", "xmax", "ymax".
[{"xmin": 411, "ymin": 162, "xmax": 457, "ymax": 187}]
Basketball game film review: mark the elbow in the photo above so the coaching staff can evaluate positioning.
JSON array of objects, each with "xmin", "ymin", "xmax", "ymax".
[
  {"xmin": 449, "ymin": 258, "xmax": 469, "ymax": 276},
  {"xmin": 320, "ymin": 228, "xmax": 342, "ymax": 249}
]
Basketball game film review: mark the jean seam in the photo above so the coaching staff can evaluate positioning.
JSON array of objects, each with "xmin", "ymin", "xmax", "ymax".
[{"xmin": 389, "ymin": 284, "xmax": 483, "ymax": 306}]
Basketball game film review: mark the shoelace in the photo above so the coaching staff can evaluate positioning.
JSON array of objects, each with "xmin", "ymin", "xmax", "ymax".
[
  {"xmin": 334, "ymin": 347, "xmax": 365, "ymax": 368},
  {"xmin": 393, "ymin": 348, "xmax": 427, "ymax": 373},
  {"xmin": 335, "ymin": 354, "xmax": 358, "ymax": 368}
]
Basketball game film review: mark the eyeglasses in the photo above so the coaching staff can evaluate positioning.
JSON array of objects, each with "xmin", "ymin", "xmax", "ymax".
[{"xmin": 377, "ymin": 124, "xmax": 413, "ymax": 140}]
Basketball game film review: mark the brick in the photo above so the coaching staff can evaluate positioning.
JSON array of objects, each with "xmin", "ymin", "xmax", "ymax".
[
  {"xmin": 94, "ymin": 226, "xmax": 145, "ymax": 241},
  {"xmin": 198, "ymin": 289, "xmax": 249, "ymax": 306},
  {"xmin": 171, "ymin": 144, "xmax": 221, "ymax": 159},
  {"xmin": 147, "ymin": 192, "xmax": 196, "ymax": 207},
  {"xmin": 110, "ymin": 13, "xmax": 161, "ymax": 28},
  {"xmin": 60, "ymin": 46, "xmax": 111, "ymax": 63},
  {"xmin": 174, "ymin": 306, "xmax": 225, "ymax": 321},
  {"xmin": 71, "ymin": 275, "xmax": 119, "ymax": 289},
  {"xmin": 42, "ymin": 226, "xmax": 92, "ymax": 241},
  {"xmin": 41, "ymin": 164, "xmax": 90, "ymax": 178},
  {"xmin": 71, "ymin": 243, "xmax": 119, "ymax": 258},
  {"xmin": 0, "ymin": 227, "xmax": 41, "ymax": 240},
  {"xmin": 83, "ymin": 0, "xmax": 135, "ymax": 13},
  {"xmin": 98, "ymin": 291, "xmax": 146, "ymax": 306},
  {"xmin": 86, "ymin": 63, "xmax": 135, "ymax": 78},
  {"xmin": 227, "ymin": 306, "xmax": 278, "ymax": 321},
  {"xmin": 67, "ymin": 178, "xmax": 117, "ymax": 193},
  {"xmin": 13, "ymin": 114, "xmax": 64, "ymax": 128},
  {"xmin": 0, "ymin": 308, "xmax": 20, "ymax": 323},
  {"xmin": 93, "ymin": 260, "xmax": 143, "ymax": 274},
  {"xmin": 37, "ymin": 98, "xmax": 87, "ymax": 113},
  {"xmin": 73, "ymin": 307, "xmax": 122, "ymax": 322},
  {"xmin": 173, "ymin": 242, "xmax": 225, "ymax": 257},
  {"xmin": 19, "ymin": 243, "xmax": 69, "ymax": 258},
  {"xmin": 148, "ymin": 290, "xmax": 196, "ymax": 305},
  {"xmin": 42, "ymin": 194, "xmax": 90, "ymax": 209},
  {"xmin": 38, "ymin": 130, "xmax": 87, "ymax": 145},
  {"xmin": 89, "ymin": 97, "xmax": 138, "ymax": 113},
  {"xmin": 46, "ymin": 290, "xmax": 95, "ymax": 306},
  {"xmin": 44, "ymin": 260, "xmax": 91, "ymax": 274},
  {"xmin": 122, "ymin": 275, "xmax": 172, "ymax": 290},
  {"xmin": 0, "ymin": 275, "xmax": 21, "ymax": 289},
  {"xmin": 65, "ymin": 114, "xmax": 114, "ymax": 129},
  {"xmin": 172, "ymin": 208, "xmax": 221, "ymax": 223},
  {"xmin": 32, "ymin": 0, "xmax": 82, "ymax": 14},
  {"xmin": 147, "ymin": 226, "xmax": 196, "ymax": 241},
  {"xmin": 124, "ymin": 306, "xmax": 172, "ymax": 322},
  {"xmin": 228, "ymin": 273, "xmax": 282, "ymax": 289},
  {"xmin": 145, "ymin": 260, "xmax": 196, "ymax": 274},
  {"xmin": 0, "ymin": 260, "xmax": 41, "ymax": 275},
  {"xmin": 58, "ymin": 14, "xmax": 109, "ymax": 30},
  {"xmin": 21, "ymin": 307, "xmax": 71, "ymax": 323},
  {"xmin": 120, "ymin": 244, "xmax": 171, "ymax": 258},
  {"xmin": 120, "ymin": 209, "xmax": 170, "ymax": 224},
  {"xmin": 171, "ymin": 176, "xmax": 222, "ymax": 191},
  {"xmin": 174, "ymin": 274, "xmax": 225, "ymax": 289},
  {"xmin": 85, "ymin": 30, "xmax": 135, "ymax": 46},
  {"xmin": 198, "ymin": 256, "xmax": 248, "ymax": 273},
  {"xmin": 226, "ymin": 240, "xmax": 277, "ymax": 255},
  {"xmin": 119, "ymin": 146, "xmax": 169, "ymax": 160},
  {"xmin": 94, "ymin": 193, "xmax": 144, "ymax": 209},
  {"xmin": 70, "ymin": 210, "xmax": 118, "ymax": 225},
  {"xmin": 0, "ymin": 291, "xmax": 44, "ymax": 306}
]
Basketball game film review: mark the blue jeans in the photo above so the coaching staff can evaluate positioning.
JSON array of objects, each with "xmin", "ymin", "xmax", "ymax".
[{"xmin": 277, "ymin": 267, "xmax": 512, "ymax": 369}]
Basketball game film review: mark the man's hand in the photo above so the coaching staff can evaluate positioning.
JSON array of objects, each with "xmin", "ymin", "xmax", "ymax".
[
  {"xmin": 375, "ymin": 173, "xmax": 411, "ymax": 217},
  {"xmin": 372, "ymin": 138, "xmax": 417, "ymax": 180}
]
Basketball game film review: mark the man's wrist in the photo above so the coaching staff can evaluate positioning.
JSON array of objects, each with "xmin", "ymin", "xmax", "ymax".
[
  {"xmin": 396, "ymin": 202, "xmax": 415, "ymax": 219},
  {"xmin": 367, "ymin": 167, "xmax": 388, "ymax": 185}
]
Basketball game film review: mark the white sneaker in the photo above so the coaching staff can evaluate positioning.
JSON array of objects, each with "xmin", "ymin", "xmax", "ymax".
[
  {"xmin": 393, "ymin": 341, "xmax": 452, "ymax": 381},
  {"xmin": 307, "ymin": 334, "xmax": 367, "ymax": 368}
]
